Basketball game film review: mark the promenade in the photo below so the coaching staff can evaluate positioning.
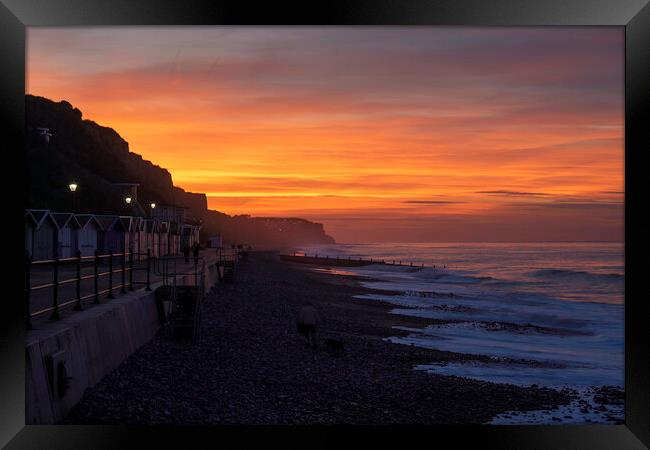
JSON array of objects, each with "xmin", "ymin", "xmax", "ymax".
[{"xmin": 27, "ymin": 249, "xmax": 219, "ymax": 325}]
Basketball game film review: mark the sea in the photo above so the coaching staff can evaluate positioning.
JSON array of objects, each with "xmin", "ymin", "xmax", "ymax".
[{"xmin": 296, "ymin": 242, "xmax": 625, "ymax": 424}]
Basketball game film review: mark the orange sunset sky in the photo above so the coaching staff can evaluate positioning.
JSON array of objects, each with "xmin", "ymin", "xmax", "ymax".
[{"xmin": 27, "ymin": 27, "xmax": 624, "ymax": 243}]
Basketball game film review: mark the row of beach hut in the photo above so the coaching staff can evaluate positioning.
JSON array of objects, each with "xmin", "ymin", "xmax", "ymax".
[{"xmin": 25, "ymin": 209, "xmax": 201, "ymax": 261}]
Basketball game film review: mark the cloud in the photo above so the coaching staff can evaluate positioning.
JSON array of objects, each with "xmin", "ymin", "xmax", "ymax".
[
  {"xmin": 505, "ymin": 200, "xmax": 624, "ymax": 210},
  {"xmin": 403, "ymin": 200, "xmax": 466, "ymax": 204},
  {"xmin": 545, "ymin": 201, "xmax": 624, "ymax": 209},
  {"xmin": 27, "ymin": 27, "xmax": 624, "ymax": 243},
  {"xmin": 478, "ymin": 190, "xmax": 549, "ymax": 197}
]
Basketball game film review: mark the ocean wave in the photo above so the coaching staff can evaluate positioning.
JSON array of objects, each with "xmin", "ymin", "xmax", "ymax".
[
  {"xmin": 414, "ymin": 270, "xmax": 487, "ymax": 285},
  {"xmin": 482, "ymin": 279, "xmax": 532, "ymax": 288},
  {"xmin": 529, "ymin": 269, "xmax": 623, "ymax": 282},
  {"xmin": 403, "ymin": 289, "xmax": 461, "ymax": 299}
]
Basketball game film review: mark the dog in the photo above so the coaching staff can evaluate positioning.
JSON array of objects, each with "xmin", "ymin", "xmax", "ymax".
[{"xmin": 325, "ymin": 338, "xmax": 345, "ymax": 354}]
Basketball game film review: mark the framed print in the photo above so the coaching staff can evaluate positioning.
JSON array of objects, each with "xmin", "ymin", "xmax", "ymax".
[{"xmin": 1, "ymin": 1, "xmax": 649, "ymax": 448}]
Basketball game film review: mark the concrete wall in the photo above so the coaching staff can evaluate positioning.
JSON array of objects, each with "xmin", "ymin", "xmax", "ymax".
[{"xmin": 26, "ymin": 257, "xmax": 221, "ymax": 424}]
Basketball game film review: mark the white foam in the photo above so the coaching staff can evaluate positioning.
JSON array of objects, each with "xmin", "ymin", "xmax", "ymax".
[
  {"xmin": 300, "ymin": 243, "xmax": 625, "ymax": 423},
  {"xmin": 489, "ymin": 387, "xmax": 623, "ymax": 425}
]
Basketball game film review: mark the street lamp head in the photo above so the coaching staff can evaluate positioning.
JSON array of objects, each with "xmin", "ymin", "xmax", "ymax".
[
  {"xmin": 125, "ymin": 196, "xmax": 132, "ymax": 204},
  {"xmin": 69, "ymin": 183, "xmax": 78, "ymax": 192}
]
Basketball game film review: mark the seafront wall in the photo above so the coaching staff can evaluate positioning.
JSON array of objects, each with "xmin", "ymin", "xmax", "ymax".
[{"xmin": 26, "ymin": 258, "xmax": 222, "ymax": 424}]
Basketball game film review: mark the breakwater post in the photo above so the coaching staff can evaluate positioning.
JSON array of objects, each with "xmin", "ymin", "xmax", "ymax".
[{"xmin": 280, "ymin": 254, "xmax": 433, "ymax": 269}]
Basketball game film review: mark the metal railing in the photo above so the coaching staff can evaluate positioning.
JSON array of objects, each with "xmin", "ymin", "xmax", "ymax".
[
  {"xmin": 24, "ymin": 247, "xmax": 153, "ymax": 329},
  {"xmin": 154, "ymin": 255, "xmax": 207, "ymax": 341},
  {"xmin": 154, "ymin": 255, "xmax": 205, "ymax": 287},
  {"xmin": 215, "ymin": 247, "xmax": 240, "ymax": 264}
]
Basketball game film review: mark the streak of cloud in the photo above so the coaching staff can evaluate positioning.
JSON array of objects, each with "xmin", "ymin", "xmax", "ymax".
[{"xmin": 477, "ymin": 191, "xmax": 550, "ymax": 197}]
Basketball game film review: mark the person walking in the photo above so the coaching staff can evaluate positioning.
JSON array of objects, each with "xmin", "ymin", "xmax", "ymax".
[{"xmin": 297, "ymin": 302, "xmax": 320, "ymax": 350}]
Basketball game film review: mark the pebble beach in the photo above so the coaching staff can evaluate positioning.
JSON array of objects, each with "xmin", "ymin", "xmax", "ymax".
[{"xmin": 64, "ymin": 251, "xmax": 575, "ymax": 425}]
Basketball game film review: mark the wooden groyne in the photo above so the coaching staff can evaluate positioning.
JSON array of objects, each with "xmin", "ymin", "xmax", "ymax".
[{"xmin": 280, "ymin": 253, "xmax": 429, "ymax": 268}]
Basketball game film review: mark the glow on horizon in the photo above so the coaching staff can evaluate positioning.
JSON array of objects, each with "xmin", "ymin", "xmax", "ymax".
[{"xmin": 27, "ymin": 27, "xmax": 624, "ymax": 243}]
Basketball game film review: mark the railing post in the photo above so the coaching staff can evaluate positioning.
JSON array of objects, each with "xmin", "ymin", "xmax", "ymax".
[
  {"xmin": 121, "ymin": 249, "xmax": 127, "ymax": 294},
  {"xmin": 145, "ymin": 248, "xmax": 151, "ymax": 291},
  {"xmin": 128, "ymin": 246, "xmax": 134, "ymax": 291},
  {"xmin": 93, "ymin": 250, "xmax": 100, "ymax": 303},
  {"xmin": 25, "ymin": 254, "xmax": 32, "ymax": 330},
  {"xmin": 50, "ymin": 252, "xmax": 60, "ymax": 320},
  {"xmin": 73, "ymin": 249, "xmax": 83, "ymax": 310},
  {"xmin": 107, "ymin": 251, "xmax": 114, "ymax": 299}
]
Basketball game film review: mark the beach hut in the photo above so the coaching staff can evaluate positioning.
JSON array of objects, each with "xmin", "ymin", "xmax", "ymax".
[
  {"xmin": 30, "ymin": 210, "xmax": 57, "ymax": 260},
  {"xmin": 182, "ymin": 224, "xmax": 202, "ymax": 249},
  {"xmin": 192, "ymin": 224, "xmax": 201, "ymax": 247},
  {"xmin": 152, "ymin": 222, "xmax": 160, "ymax": 257},
  {"xmin": 24, "ymin": 210, "xmax": 41, "ymax": 258},
  {"xmin": 158, "ymin": 221, "xmax": 169, "ymax": 256},
  {"xmin": 152, "ymin": 204, "xmax": 186, "ymax": 224},
  {"xmin": 136, "ymin": 217, "xmax": 147, "ymax": 260},
  {"xmin": 119, "ymin": 216, "xmax": 134, "ymax": 253},
  {"xmin": 169, "ymin": 222, "xmax": 181, "ymax": 255},
  {"xmin": 124, "ymin": 216, "xmax": 144, "ymax": 259},
  {"xmin": 96, "ymin": 215, "xmax": 127, "ymax": 255},
  {"xmin": 75, "ymin": 214, "xmax": 102, "ymax": 257},
  {"xmin": 181, "ymin": 225, "xmax": 192, "ymax": 251},
  {"xmin": 207, "ymin": 234, "xmax": 223, "ymax": 248},
  {"xmin": 50, "ymin": 213, "xmax": 81, "ymax": 258},
  {"xmin": 144, "ymin": 219, "xmax": 159, "ymax": 257},
  {"xmin": 120, "ymin": 216, "xmax": 144, "ymax": 258},
  {"xmin": 153, "ymin": 204, "xmax": 188, "ymax": 255}
]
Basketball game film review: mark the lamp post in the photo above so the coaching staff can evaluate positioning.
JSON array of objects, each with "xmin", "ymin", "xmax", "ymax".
[
  {"xmin": 69, "ymin": 182, "xmax": 78, "ymax": 212},
  {"xmin": 124, "ymin": 197, "xmax": 133, "ymax": 263},
  {"xmin": 148, "ymin": 202, "xmax": 157, "ymax": 253}
]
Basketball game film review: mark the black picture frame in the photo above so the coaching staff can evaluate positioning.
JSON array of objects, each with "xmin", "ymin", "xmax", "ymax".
[{"xmin": 1, "ymin": 1, "xmax": 648, "ymax": 448}]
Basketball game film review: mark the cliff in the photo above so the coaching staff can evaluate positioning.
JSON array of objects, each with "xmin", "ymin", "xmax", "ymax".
[{"xmin": 25, "ymin": 95, "xmax": 335, "ymax": 246}]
